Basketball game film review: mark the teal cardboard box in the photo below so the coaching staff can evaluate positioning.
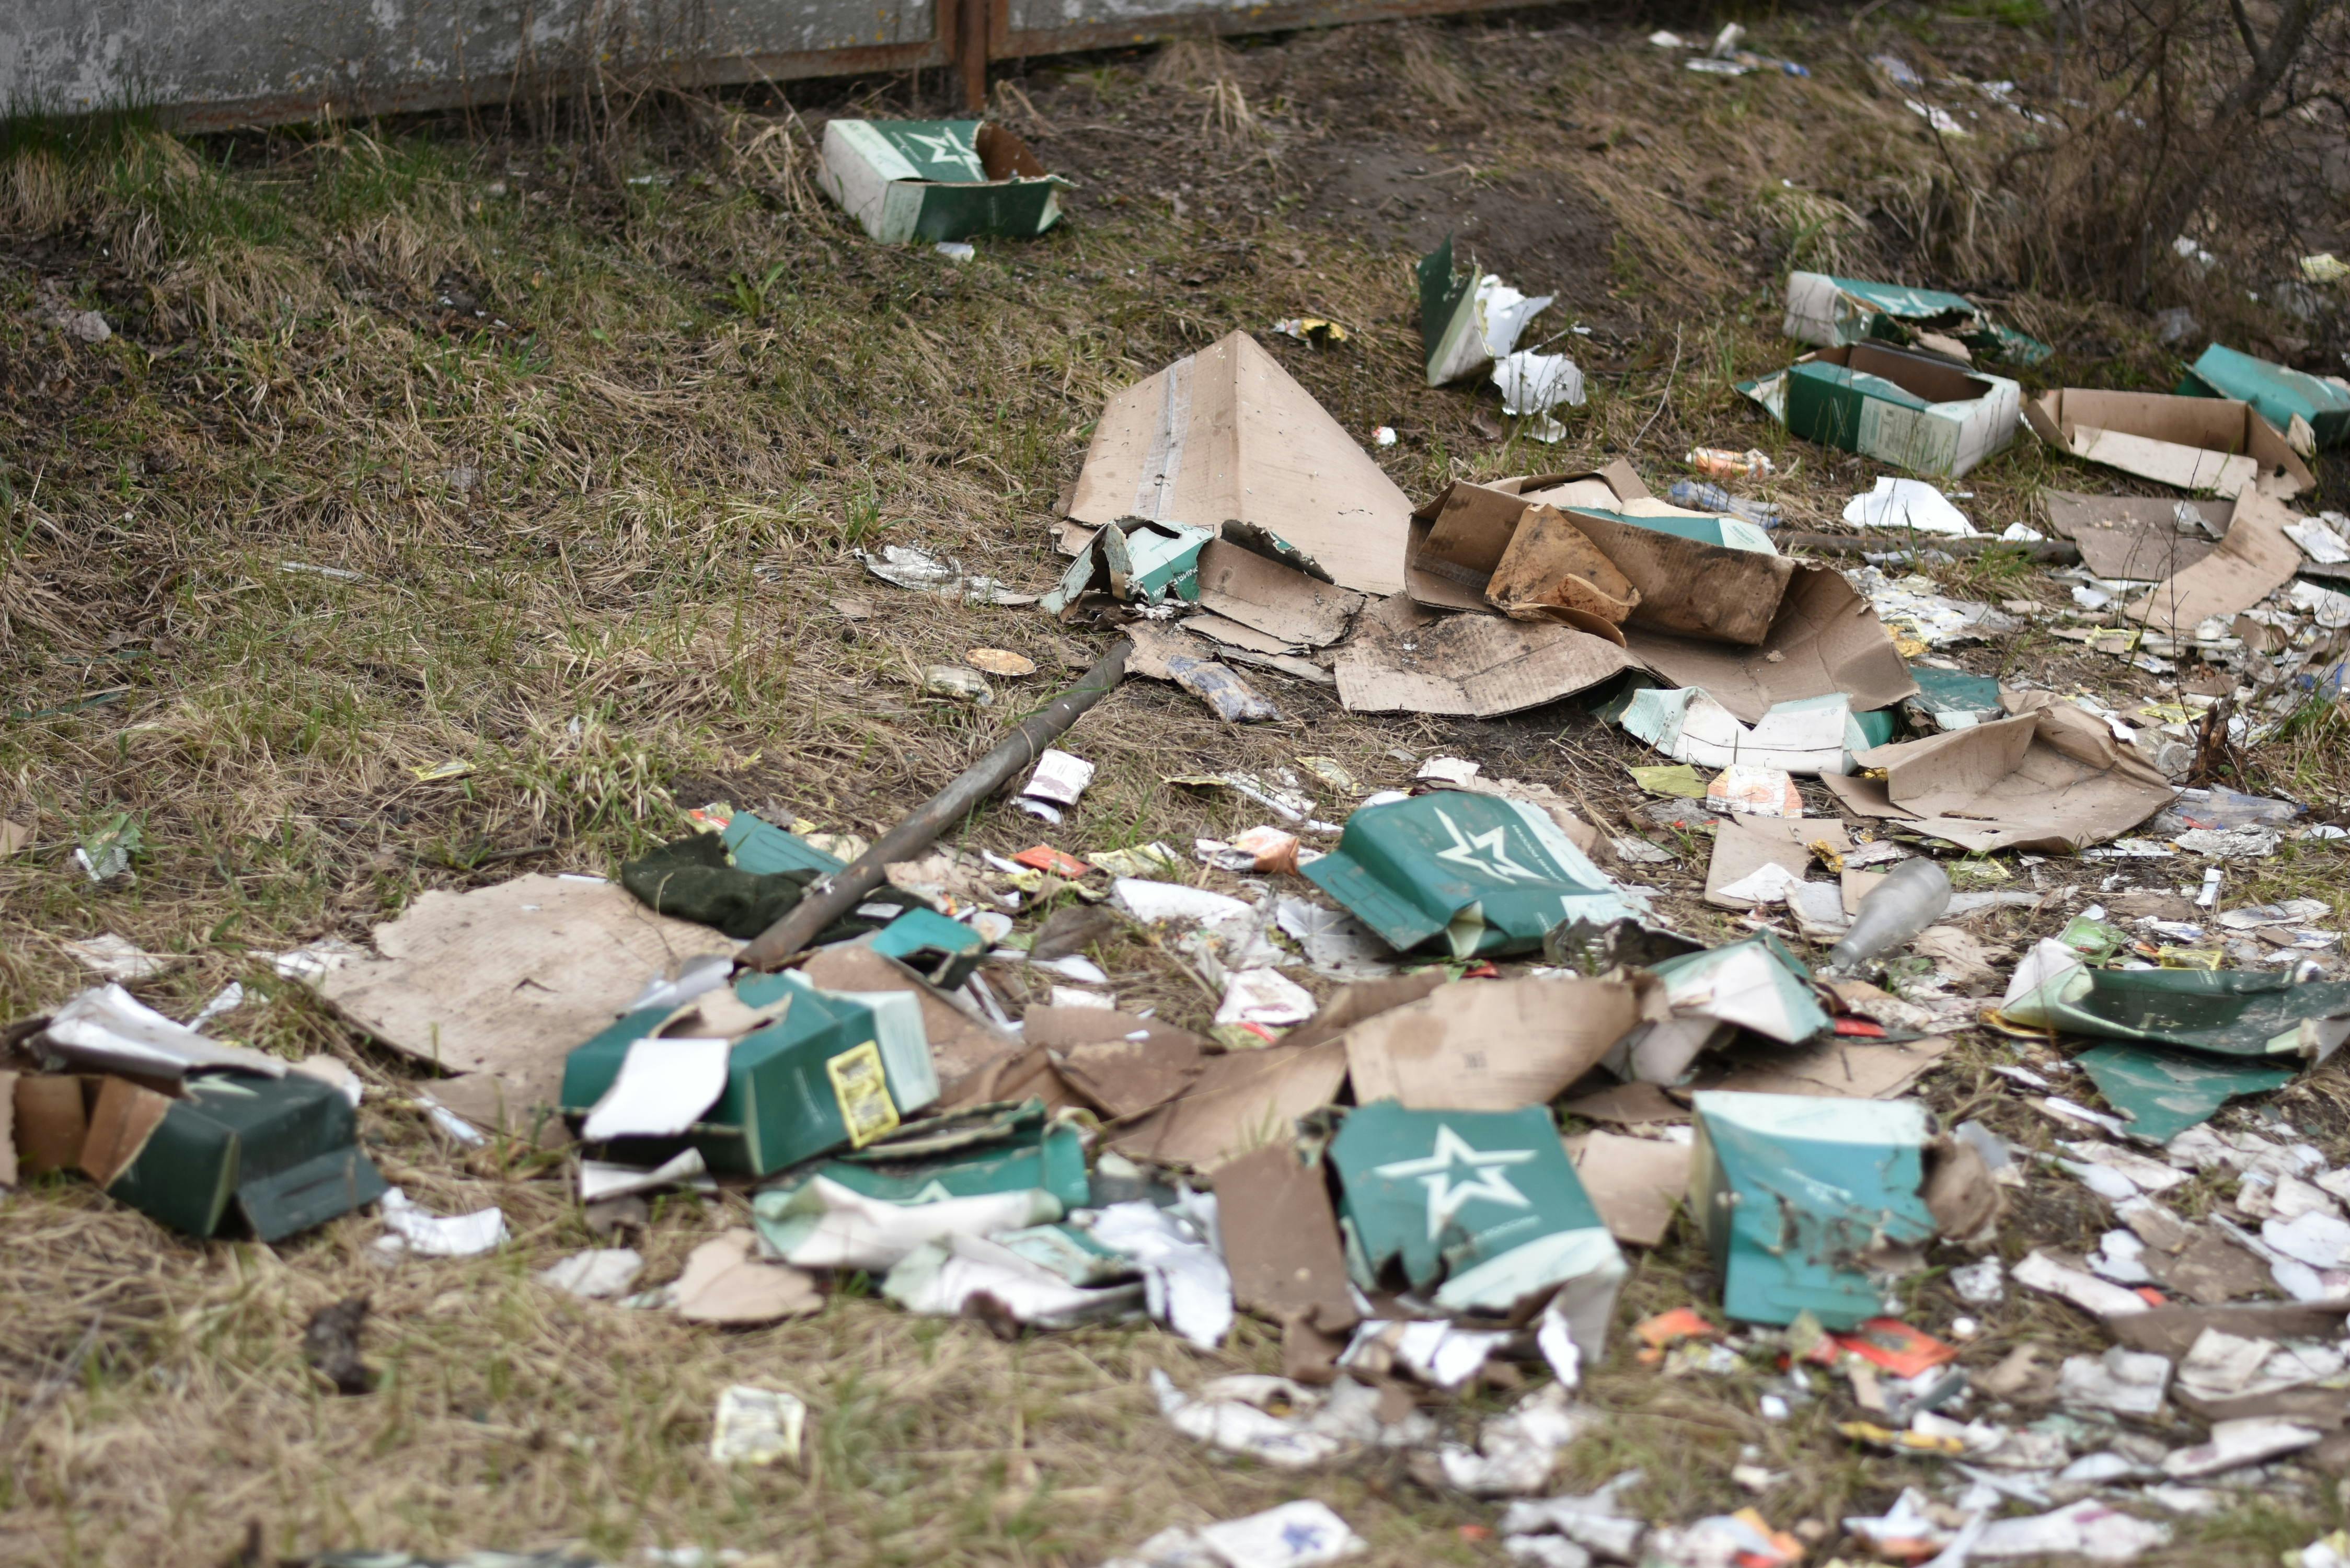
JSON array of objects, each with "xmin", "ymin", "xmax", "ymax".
[
  {"xmin": 1329, "ymin": 1101, "xmax": 1626, "ymax": 1354},
  {"xmin": 93, "ymin": 1071, "xmax": 387, "ymax": 1242},
  {"xmin": 1690, "ymin": 1091, "xmax": 1937, "ymax": 1328},
  {"xmin": 1782, "ymin": 271, "xmax": 2051, "ymax": 366},
  {"xmin": 819, "ymin": 119, "xmax": 1068, "ymax": 245},
  {"xmin": 1302, "ymin": 791, "xmax": 1635, "ymax": 959},
  {"xmin": 1740, "ymin": 341, "xmax": 2020, "ymax": 478},
  {"xmin": 2176, "ymin": 343, "xmax": 2350, "ymax": 453},
  {"xmin": 561, "ymin": 971, "xmax": 937, "ymax": 1176}
]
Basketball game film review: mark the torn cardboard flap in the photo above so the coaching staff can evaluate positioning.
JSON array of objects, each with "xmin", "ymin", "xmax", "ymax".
[
  {"xmin": 1822, "ymin": 696, "xmax": 2175, "ymax": 853},
  {"xmin": 1406, "ymin": 465, "xmax": 1650, "ymax": 612},
  {"xmin": 1625, "ymin": 563, "xmax": 1918, "ymax": 725},
  {"xmin": 1211, "ymin": 1142, "xmax": 1360, "ymax": 1333},
  {"xmin": 1485, "ymin": 505, "xmax": 1641, "ymax": 642},
  {"xmin": 1563, "ymin": 508, "xmax": 1791, "ymax": 647},
  {"xmin": 319, "ymin": 875, "xmax": 739, "ymax": 1135},
  {"xmin": 1340, "ymin": 976, "xmax": 1647, "ymax": 1111},
  {"xmin": 2123, "ymin": 489, "xmax": 2306, "ymax": 635},
  {"xmin": 1111, "ymin": 1040, "xmax": 1349, "ymax": 1170},
  {"xmin": 1334, "ymin": 596, "xmax": 1638, "ymax": 718},
  {"xmin": 1195, "ymin": 538, "xmax": 1364, "ymax": 649},
  {"xmin": 2024, "ymin": 388, "xmax": 2316, "ymax": 499},
  {"xmin": 1027, "ymin": 1005, "xmax": 1208, "ymax": 1121},
  {"xmin": 1067, "ymin": 330, "xmax": 1412, "ymax": 596}
]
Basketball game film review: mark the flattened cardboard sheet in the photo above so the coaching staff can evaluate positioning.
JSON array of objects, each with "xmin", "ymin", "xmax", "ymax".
[
  {"xmin": 318, "ymin": 875, "xmax": 738, "ymax": 1134},
  {"xmin": 2043, "ymin": 489, "xmax": 2231, "ymax": 541},
  {"xmin": 1334, "ymin": 596, "xmax": 1637, "ymax": 718},
  {"xmin": 1705, "ymin": 817, "xmax": 1852, "ymax": 909},
  {"xmin": 1340, "ymin": 977, "xmax": 1643, "ymax": 1111},
  {"xmin": 2025, "ymin": 389, "xmax": 2314, "ymax": 499},
  {"xmin": 1564, "ymin": 1131, "xmax": 1692, "ymax": 1247},
  {"xmin": 2123, "ymin": 489, "xmax": 2305, "ymax": 635},
  {"xmin": 1110, "ymin": 1040, "xmax": 1347, "ymax": 1170},
  {"xmin": 1821, "ymin": 696, "xmax": 2174, "ymax": 852},
  {"xmin": 1625, "ymin": 564, "xmax": 1917, "ymax": 724},
  {"xmin": 1026, "ymin": 1006, "xmax": 1208, "ymax": 1121},
  {"xmin": 1194, "ymin": 539, "xmax": 1364, "ymax": 648},
  {"xmin": 1067, "ymin": 331, "xmax": 1412, "ymax": 596},
  {"xmin": 1406, "ymin": 465, "xmax": 1648, "ymax": 611},
  {"xmin": 1210, "ymin": 1142, "xmax": 1360, "ymax": 1332}
]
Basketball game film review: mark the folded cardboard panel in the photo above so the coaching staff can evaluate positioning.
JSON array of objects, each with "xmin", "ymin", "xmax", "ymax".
[{"xmin": 2024, "ymin": 388, "xmax": 2314, "ymax": 499}]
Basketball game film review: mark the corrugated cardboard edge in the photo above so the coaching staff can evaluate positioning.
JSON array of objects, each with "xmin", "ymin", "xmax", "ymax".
[
  {"xmin": 78, "ymin": 1075, "xmax": 175, "ymax": 1189},
  {"xmin": 1195, "ymin": 538, "xmax": 1364, "ymax": 648},
  {"xmin": 1208, "ymin": 1142, "xmax": 1361, "ymax": 1332}
]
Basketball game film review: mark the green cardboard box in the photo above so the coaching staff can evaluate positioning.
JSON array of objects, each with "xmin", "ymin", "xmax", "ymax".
[
  {"xmin": 819, "ymin": 119, "xmax": 1068, "ymax": 245},
  {"xmin": 1740, "ymin": 341, "xmax": 2020, "ymax": 478},
  {"xmin": 2176, "ymin": 343, "xmax": 2350, "ymax": 453},
  {"xmin": 1690, "ymin": 1091, "xmax": 1937, "ymax": 1328},
  {"xmin": 94, "ymin": 1071, "xmax": 387, "ymax": 1242},
  {"xmin": 1782, "ymin": 271, "xmax": 2051, "ymax": 366},
  {"xmin": 561, "ymin": 971, "xmax": 937, "ymax": 1175},
  {"xmin": 793, "ymin": 1104, "xmax": 1089, "ymax": 1210},
  {"xmin": 1039, "ymin": 518, "xmax": 1211, "ymax": 616},
  {"xmin": 1329, "ymin": 1102, "xmax": 1626, "ymax": 1349},
  {"xmin": 1301, "ymin": 791, "xmax": 1636, "ymax": 959}
]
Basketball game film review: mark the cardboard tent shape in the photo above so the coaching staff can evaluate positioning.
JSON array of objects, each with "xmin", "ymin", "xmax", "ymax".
[
  {"xmin": 1821, "ymin": 695, "xmax": 2174, "ymax": 854},
  {"xmin": 1329, "ymin": 1101, "xmax": 1626, "ymax": 1351},
  {"xmin": 84, "ymin": 1071, "xmax": 388, "ymax": 1241},
  {"xmin": 1418, "ymin": 235, "xmax": 1552, "ymax": 386},
  {"xmin": 2003, "ymin": 947, "xmax": 2350, "ymax": 1063},
  {"xmin": 561, "ymin": 969, "xmax": 937, "ymax": 1176},
  {"xmin": 1781, "ymin": 271, "xmax": 2051, "ymax": 365},
  {"xmin": 1690, "ymin": 1091, "xmax": 1940, "ymax": 1327},
  {"xmin": 1067, "ymin": 331, "xmax": 1413, "ymax": 596},
  {"xmin": 819, "ymin": 120, "xmax": 1068, "ymax": 245},
  {"xmin": 2176, "ymin": 343, "xmax": 2350, "ymax": 453},
  {"xmin": 2023, "ymin": 388, "xmax": 2315, "ymax": 499},
  {"xmin": 1740, "ymin": 341, "xmax": 2021, "ymax": 478},
  {"xmin": 1301, "ymin": 792, "xmax": 1638, "ymax": 959}
]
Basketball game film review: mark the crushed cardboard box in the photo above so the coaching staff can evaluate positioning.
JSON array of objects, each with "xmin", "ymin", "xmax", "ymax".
[
  {"xmin": 1740, "ymin": 341, "xmax": 2020, "ymax": 478},
  {"xmin": 818, "ymin": 119, "xmax": 1067, "ymax": 245},
  {"xmin": 2024, "ymin": 388, "xmax": 2315, "ymax": 499}
]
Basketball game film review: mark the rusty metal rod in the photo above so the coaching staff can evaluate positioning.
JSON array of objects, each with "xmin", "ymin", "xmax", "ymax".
[
  {"xmin": 1784, "ymin": 531, "xmax": 2081, "ymax": 565},
  {"xmin": 739, "ymin": 639, "xmax": 1131, "ymax": 970}
]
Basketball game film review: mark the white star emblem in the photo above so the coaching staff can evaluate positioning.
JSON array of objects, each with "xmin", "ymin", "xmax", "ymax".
[
  {"xmin": 898, "ymin": 129, "xmax": 984, "ymax": 179},
  {"xmin": 1432, "ymin": 806, "xmax": 1539, "ymax": 883},
  {"xmin": 1372, "ymin": 1125, "xmax": 1534, "ymax": 1240},
  {"xmin": 903, "ymin": 1179, "xmax": 956, "ymax": 1204}
]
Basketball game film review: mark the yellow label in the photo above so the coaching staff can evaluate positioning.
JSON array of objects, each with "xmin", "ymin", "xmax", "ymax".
[{"xmin": 826, "ymin": 1040, "xmax": 898, "ymax": 1148}]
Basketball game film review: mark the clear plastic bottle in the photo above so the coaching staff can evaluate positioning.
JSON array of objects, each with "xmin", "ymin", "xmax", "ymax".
[
  {"xmin": 1826, "ymin": 857, "xmax": 1952, "ymax": 973},
  {"xmin": 1667, "ymin": 479, "xmax": 1784, "ymax": 528}
]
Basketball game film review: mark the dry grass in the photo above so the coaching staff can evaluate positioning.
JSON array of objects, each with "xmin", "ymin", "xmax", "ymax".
[{"xmin": 2, "ymin": 4, "xmax": 2347, "ymax": 1564}]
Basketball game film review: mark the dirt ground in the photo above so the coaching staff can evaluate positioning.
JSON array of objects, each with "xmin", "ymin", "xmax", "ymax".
[{"xmin": 4, "ymin": 3, "xmax": 2350, "ymax": 1565}]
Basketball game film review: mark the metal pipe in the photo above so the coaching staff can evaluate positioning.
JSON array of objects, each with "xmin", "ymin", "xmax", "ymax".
[{"xmin": 739, "ymin": 639, "xmax": 1131, "ymax": 970}]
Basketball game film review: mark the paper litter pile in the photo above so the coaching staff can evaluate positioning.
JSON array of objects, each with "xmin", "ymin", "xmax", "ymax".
[{"xmin": 10, "ymin": 143, "xmax": 2350, "ymax": 1568}]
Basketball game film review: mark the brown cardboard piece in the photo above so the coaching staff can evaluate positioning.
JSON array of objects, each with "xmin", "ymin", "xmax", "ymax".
[
  {"xmin": 2042, "ymin": 490, "xmax": 2232, "ymax": 541},
  {"xmin": 1564, "ymin": 508, "xmax": 1793, "ymax": 647},
  {"xmin": 933, "ymin": 1044, "xmax": 1086, "ymax": 1115},
  {"xmin": 1564, "ymin": 1131, "xmax": 1691, "ymax": 1247},
  {"xmin": 1026, "ymin": 1006, "xmax": 1208, "ymax": 1121},
  {"xmin": 1209, "ymin": 1143, "xmax": 1360, "ymax": 1333},
  {"xmin": 674, "ymin": 1229, "xmax": 822, "ymax": 1323},
  {"xmin": 1840, "ymin": 868, "xmax": 1887, "ymax": 917},
  {"xmin": 1705, "ymin": 817, "xmax": 1851, "ymax": 909},
  {"xmin": 1333, "ymin": 594, "xmax": 1637, "ymax": 718},
  {"xmin": 1408, "ymin": 468, "xmax": 1645, "ymax": 611},
  {"xmin": 319, "ymin": 875, "xmax": 737, "ymax": 1136},
  {"xmin": 1341, "ymin": 977, "xmax": 1644, "ymax": 1111},
  {"xmin": 2024, "ymin": 389, "xmax": 2316, "ymax": 499},
  {"xmin": 2142, "ymin": 1227, "xmax": 2272, "ymax": 1306},
  {"xmin": 2123, "ymin": 488, "xmax": 2306, "ymax": 635},
  {"xmin": 1110, "ymin": 1040, "xmax": 1348, "ymax": 1169},
  {"xmin": 1282, "ymin": 972, "xmax": 1449, "ymax": 1051},
  {"xmin": 14, "ymin": 1073, "xmax": 90, "ymax": 1176},
  {"xmin": 1194, "ymin": 539, "xmax": 1364, "ymax": 649},
  {"xmin": 77, "ymin": 1075, "xmax": 174, "ymax": 1188},
  {"xmin": 1484, "ymin": 505, "xmax": 1641, "ymax": 642},
  {"xmin": 1702, "ymin": 1034, "xmax": 1959, "ymax": 1100},
  {"xmin": 0, "ymin": 1070, "xmax": 15, "ymax": 1186},
  {"xmin": 2107, "ymin": 1301, "xmax": 2350, "ymax": 1358},
  {"xmin": 797, "ymin": 944, "xmax": 1023, "ymax": 1099},
  {"xmin": 1623, "ymin": 564, "xmax": 1917, "ymax": 725},
  {"xmin": 1821, "ymin": 695, "xmax": 2173, "ymax": 853},
  {"xmin": 1067, "ymin": 330, "xmax": 1412, "ymax": 596},
  {"xmin": 1561, "ymin": 1080, "xmax": 1688, "ymax": 1126},
  {"xmin": 1185, "ymin": 613, "xmax": 1303, "ymax": 657}
]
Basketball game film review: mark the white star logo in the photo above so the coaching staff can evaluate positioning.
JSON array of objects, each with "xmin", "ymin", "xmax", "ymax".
[
  {"xmin": 1372, "ymin": 1125, "xmax": 1535, "ymax": 1240},
  {"xmin": 903, "ymin": 1179, "xmax": 956, "ymax": 1204},
  {"xmin": 899, "ymin": 129, "xmax": 984, "ymax": 179},
  {"xmin": 1432, "ymin": 806, "xmax": 1539, "ymax": 883}
]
